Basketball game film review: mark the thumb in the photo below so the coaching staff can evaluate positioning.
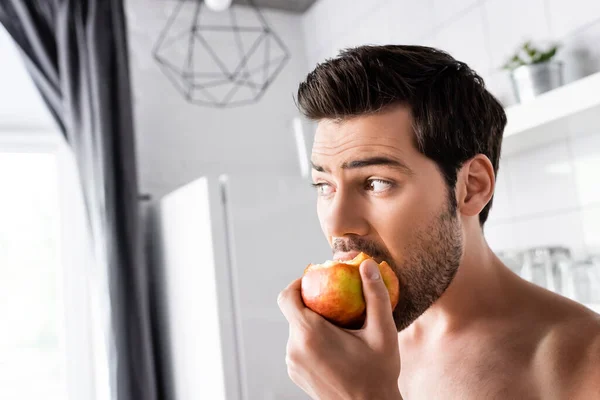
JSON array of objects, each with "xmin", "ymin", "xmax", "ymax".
[{"xmin": 359, "ymin": 259, "xmax": 396, "ymax": 340}]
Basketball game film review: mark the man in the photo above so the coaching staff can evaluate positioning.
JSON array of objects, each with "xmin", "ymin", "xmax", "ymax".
[{"xmin": 277, "ymin": 45, "xmax": 600, "ymax": 399}]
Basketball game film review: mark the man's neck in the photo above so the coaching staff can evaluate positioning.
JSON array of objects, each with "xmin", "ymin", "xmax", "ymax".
[{"xmin": 398, "ymin": 233, "xmax": 520, "ymax": 346}]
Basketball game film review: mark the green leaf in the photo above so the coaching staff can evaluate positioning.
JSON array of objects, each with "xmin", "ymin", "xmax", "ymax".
[
  {"xmin": 501, "ymin": 40, "xmax": 560, "ymax": 69},
  {"xmin": 524, "ymin": 42, "xmax": 537, "ymax": 59}
]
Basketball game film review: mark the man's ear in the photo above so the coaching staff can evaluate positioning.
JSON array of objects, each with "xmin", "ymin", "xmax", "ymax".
[{"xmin": 456, "ymin": 155, "xmax": 495, "ymax": 217}]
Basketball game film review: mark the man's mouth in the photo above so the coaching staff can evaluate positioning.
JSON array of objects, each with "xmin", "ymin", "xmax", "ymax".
[{"xmin": 333, "ymin": 250, "xmax": 360, "ymax": 261}]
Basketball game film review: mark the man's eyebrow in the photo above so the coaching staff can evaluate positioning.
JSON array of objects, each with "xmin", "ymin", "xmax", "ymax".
[
  {"xmin": 342, "ymin": 157, "xmax": 413, "ymax": 174},
  {"xmin": 311, "ymin": 161, "xmax": 326, "ymax": 172},
  {"xmin": 311, "ymin": 157, "xmax": 413, "ymax": 174}
]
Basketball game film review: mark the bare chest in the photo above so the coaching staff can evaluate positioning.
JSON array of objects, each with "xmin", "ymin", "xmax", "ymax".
[
  {"xmin": 399, "ymin": 341, "xmax": 539, "ymax": 400},
  {"xmin": 400, "ymin": 361, "xmax": 537, "ymax": 400}
]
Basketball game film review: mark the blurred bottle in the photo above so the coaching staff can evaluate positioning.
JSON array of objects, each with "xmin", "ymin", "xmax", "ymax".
[
  {"xmin": 521, "ymin": 247, "xmax": 572, "ymax": 296},
  {"xmin": 570, "ymin": 253, "xmax": 600, "ymax": 304},
  {"xmin": 498, "ymin": 250, "xmax": 525, "ymax": 276}
]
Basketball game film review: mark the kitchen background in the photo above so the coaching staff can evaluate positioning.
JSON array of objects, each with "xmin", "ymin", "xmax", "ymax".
[
  {"xmin": 125, "ymin": 0, "xmax": 600, "ymax": 257},
  {"xmin": 138, "ymin": 1, "xmax": 600, "ymax": 398},
  {"xmin": 2, "ymin": 0, "xmax": 600, "ymax": 399}
]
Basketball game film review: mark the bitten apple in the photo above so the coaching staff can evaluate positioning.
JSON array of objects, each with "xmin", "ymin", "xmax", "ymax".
[{"xmin": 300, "ymin": 252, "xmax": 400, "ymax": 329}]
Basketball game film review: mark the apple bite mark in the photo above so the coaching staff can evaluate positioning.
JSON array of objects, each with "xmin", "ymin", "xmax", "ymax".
[{"xmin": 300, "ymin": 253, "xmax": 400, "ymax": 329}]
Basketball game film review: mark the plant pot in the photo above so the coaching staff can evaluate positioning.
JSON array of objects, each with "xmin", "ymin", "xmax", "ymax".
[{"xmin": 510, "ymin": 61, "xmax": 564, "ymax": 103}]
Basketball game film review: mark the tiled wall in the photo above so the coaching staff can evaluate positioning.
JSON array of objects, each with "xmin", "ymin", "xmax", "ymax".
[
  {"xmin": 487, "ymin": 132, "xmax": 600, "ymax": 256},
  {"xmin": 302, "ymin": 0, "xmax": 600, "ymax": 106},
  {"xmin": 301, "ymin": 0, "xmax": 600, "ymax": 258}
]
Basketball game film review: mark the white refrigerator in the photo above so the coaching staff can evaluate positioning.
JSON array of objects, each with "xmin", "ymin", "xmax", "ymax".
[{"xmin": 149, "ymin": 173, "xmax": 331, "ymax": 400}]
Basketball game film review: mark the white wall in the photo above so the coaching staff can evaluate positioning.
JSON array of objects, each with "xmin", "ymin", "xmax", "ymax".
[
  {"xmin": 485, "ymin": 131, "xmax": 600, "ymax": 256},
  {"xmin": 301, "ymin": 0, "xmax": 600, "ymax": 258},
  {"xmin": 302, "ymin": 0, "xmax": 600, "ymax": 106},
  {"xmin": 126, "ymin": 1, "xmax": 309, "ymax": 199}
]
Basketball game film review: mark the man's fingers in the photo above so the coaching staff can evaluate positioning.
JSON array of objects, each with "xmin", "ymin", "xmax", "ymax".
[
  {"xmin": 359, "ymin": 259, "xmax": 397, "ymax": 342},
  {"xmin": 278, "ymin": 278, "xmax": 306, "ymax": 325}
]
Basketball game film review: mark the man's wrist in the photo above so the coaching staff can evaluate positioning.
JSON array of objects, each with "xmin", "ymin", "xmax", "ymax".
[
  {"xmin": 382, "ymin": 387, "xmax": 403, "ymax": 400},
  {"xmin": 358, "ymin": 385, "xmax": 403, "ymax": 400}
]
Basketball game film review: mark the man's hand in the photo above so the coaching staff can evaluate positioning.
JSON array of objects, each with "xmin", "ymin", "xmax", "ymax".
[{"xmin": 278, "ymin": 259, "xmax": 402, "ymax": 400}]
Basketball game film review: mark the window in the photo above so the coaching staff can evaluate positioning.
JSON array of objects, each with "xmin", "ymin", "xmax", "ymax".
[
  {"xmin": 1, "ymin": 26, "xmax": 105, "ymax": 400},
  {"xmin": 0, "ymin": 150, "xmax": 66, "ymax": 399},
  {"xmin": 0, "ymin": 132, "xmax": 100, "ymax": 400}
]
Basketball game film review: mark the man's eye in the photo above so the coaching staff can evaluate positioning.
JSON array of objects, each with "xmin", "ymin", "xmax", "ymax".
[
  {"xmin": 365, "ymin": 179, "xmax": 393, "ymax": 193},
  {"xmin": 312, "ymin": 182, "xmax": 334, "ymax": 196}
]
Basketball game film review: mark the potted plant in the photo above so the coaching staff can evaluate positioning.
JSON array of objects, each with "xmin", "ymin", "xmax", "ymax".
[{"xmin": 503, "ymin": 41, "xmax": 563, "ymax": 103}]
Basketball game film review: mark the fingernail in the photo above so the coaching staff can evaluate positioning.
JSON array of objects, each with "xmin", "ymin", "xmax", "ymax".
[{"xmin": 363, "ymin": 259, "xmax": 380, "ymax": 280}]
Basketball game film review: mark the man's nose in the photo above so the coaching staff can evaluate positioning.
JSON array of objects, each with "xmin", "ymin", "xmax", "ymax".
[{"xmin": 322, "ymin": 191, "xmax": 369, "ymax": 238}]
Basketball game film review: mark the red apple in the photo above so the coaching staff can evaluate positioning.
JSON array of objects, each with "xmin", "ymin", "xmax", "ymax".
[{"xmin": 300, "ymin": 252, "xmax": 400, "ymax": 329}]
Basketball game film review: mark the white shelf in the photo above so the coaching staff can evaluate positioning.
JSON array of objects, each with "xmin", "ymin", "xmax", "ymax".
[{"xmin": 502, "ymin": 71, "xmax": 600, "ymax": 156}]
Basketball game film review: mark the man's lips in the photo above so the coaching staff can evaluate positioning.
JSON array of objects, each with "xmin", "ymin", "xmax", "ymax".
[{"xmin": 333, "ymin": 251, "xmax": 360, "ymax": 261}]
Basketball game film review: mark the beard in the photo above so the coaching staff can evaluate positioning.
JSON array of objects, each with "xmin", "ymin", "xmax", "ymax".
[{"xmin": 332, "ymin": 196, "xmax": 463, "ymax": 332}]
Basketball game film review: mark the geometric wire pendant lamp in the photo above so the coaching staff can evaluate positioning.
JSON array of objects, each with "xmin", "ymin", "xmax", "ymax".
[{"xmin": 152, "ymin": 0, "xmax": 290, "ymax": 108}]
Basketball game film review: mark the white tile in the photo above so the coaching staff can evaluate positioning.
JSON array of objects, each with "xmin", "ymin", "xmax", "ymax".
[
  {"xmin": 483, "ymin": 0, "xmax": 553, "ymax": 69},
  {"xmin": 315, "ymin": 0, "xmax": 352, "ymax": 39},
  {"xmin": 571, "ymin": 132, "xmax": 600, "ymax": 207},
  {"xmin": 307, "ymin": 38, "xmax": 339, "ymax": 66},
  {"xmin": 514, "ymin": 211, "xmax": 585, "ymax": 254},
  {"xmin": 413, "ymin": 31, "xmax": 444, "ymax": 49},
  {"xmin": 486, "ymin": 70, "xmax": 518, "ymax": 107},
  {"xmin": 336, "ymin": 3, "xmax": 391, "ymax": 49},
  {"xmin": 487, "ymin": 159, "xmax": 514, "ymax": 223},
  {"xmin": 387, "ymin": 0, "xmax": 435, "ymax": 43},
  {"xmin": 547, "ymin": 0, "xmax": 600, "ymax": 37},
  {"xmin": 432, "ymin": 0, "xmax": 480, "ymax": 27},
  {"xmin": 581, "ymin": 206, "xmax": 600, "ymax": 251},
  {"xmin": 434, "ymin": 5, "xmax": 491, "ymax": 75},
  {"xmin": 506, "ymin": 140, "xmax": 579, "ymax": 217},
  {"xmin": 485, "ymin": 221, "xmax": 518, "ymax": 251},
  {"xmin": 556, "ymin": 19, "xmax": 600, "ymax": 84},
  {"xmin": 301, "ymin": 2, "xmax": 323, "ymax": 60},
  {"xmin": 308, "ymin": 0, "xmax": 391, "ymax": 55},
  {"xmin": 315, "ymin": 0, "xmax": 386, "ymax": 41},
  {"xmin": 368, "ymin": 4, "xmax": 393, "ymax": 45},
  {"xmin": 302, "ymin": 0, "xmax": 342, "ymax": 59},
  {"xmin": 305, "ymin": 49, "xmax": 320, "ymax": 71},
  {"xmin": 317, "ymin": 39, "xmax": 342, "ymax": 62}
]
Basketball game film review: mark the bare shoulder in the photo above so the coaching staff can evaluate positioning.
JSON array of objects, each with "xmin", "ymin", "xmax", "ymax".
[{"xmin": 533, "ymin": 299, "xmax": 600, "ymax": 399}]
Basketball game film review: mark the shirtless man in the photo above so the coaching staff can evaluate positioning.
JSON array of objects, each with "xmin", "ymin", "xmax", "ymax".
[{"xmin": 277, "ymin": 45, "xmax": 600, "ymax": 399}]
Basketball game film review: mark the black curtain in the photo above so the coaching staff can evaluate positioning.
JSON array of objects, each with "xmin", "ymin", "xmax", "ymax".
[{"xmin": 0, "ymin": 1, "xmax": 158, "ymax": 399}]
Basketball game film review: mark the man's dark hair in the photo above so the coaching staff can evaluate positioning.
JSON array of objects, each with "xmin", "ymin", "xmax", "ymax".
[{"xmin": 297, "ymin": 45, "xmax": 507, "ymax": 226}]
